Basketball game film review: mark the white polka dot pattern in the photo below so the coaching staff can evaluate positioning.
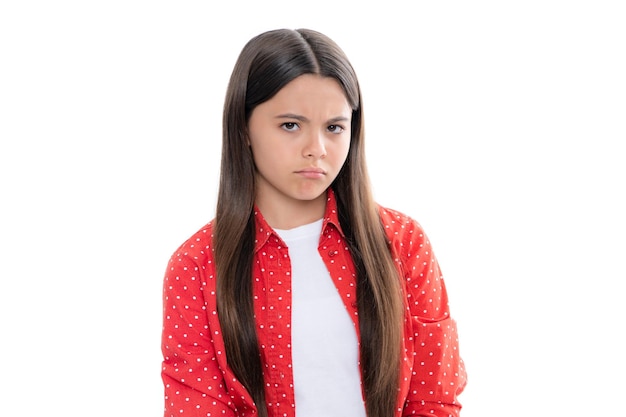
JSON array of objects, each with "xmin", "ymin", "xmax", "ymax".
[{"xmin": 161, "ymin": 190, "xmax": 466, "ymax": 417}]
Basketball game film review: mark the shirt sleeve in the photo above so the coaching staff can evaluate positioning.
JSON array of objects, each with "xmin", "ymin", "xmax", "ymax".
[
  {"xmin": 391, "ymin": 216, "xmax": 467, "ymax": 417},
  {"xmin": 161, "ymin": 251, "xmax": 237, "ymax": 417}
]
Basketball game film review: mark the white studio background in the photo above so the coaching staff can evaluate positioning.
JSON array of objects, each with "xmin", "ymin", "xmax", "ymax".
[{"xmin": 1, "ymin": 1, "xmax": 624, "ymax": 416}]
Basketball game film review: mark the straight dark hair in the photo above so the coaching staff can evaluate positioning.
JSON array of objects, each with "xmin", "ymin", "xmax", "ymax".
[{"xmin": 214, "ymin": 28, "xmax": 403, "ymax": 417}]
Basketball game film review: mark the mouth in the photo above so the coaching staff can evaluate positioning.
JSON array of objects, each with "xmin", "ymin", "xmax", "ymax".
[{"xmin": 295, "ymin": 167, "xmax": 326, "ymax": 178}]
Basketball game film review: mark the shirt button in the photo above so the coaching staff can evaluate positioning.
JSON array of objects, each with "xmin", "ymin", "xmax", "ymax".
[{"xmin": 328, "ymin": 250, "xmax": 337, "ymax": 257}]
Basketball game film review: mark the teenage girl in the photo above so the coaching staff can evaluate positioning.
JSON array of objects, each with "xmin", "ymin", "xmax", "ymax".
[{"xmin": 161, "ymin": 28, "xmax": 466, "ymax": 417}]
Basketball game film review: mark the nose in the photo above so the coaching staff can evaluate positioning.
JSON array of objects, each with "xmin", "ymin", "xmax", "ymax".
[{"xmin": 303, "ymin": 130, "xmax": 327, "ymax": 159}]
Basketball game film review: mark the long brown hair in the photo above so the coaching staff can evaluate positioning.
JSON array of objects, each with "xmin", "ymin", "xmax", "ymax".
[{"xmin": 214, "ymin": 28, "xmax": 403, "ymax": 417}]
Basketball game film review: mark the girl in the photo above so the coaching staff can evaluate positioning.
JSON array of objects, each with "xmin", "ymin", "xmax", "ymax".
[{"xmin": 161, "ymin": 28, "xmax": 466, "ymax": 417}]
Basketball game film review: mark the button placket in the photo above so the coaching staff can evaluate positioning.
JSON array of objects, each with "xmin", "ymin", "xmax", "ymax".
[{"xmin": 262, "ymin": 241, "xmax": 293, "ymax": 415}]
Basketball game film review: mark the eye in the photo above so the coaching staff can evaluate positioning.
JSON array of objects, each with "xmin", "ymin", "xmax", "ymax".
[
  {"xmin": 327, "ymin": 124, "xmax": 345, "ymax": 134},
  {"xmin": 281, "ymin": 122, "xmax": 299, "ymax": 131}
]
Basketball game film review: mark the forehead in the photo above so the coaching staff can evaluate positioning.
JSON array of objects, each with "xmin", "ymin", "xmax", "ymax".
[{"xmin": 259, "ymin": 74, "xmax": 351, "ymax": 117}]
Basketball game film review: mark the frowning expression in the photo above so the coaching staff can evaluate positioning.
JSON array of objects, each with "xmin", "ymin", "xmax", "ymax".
[{"xmin": 248, "ymin": 74, "xmax": 352, "ymax": 212}]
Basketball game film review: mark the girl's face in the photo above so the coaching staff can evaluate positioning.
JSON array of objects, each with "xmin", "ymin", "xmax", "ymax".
[{"xmin": 248, "ymin": 74, "xmax": 352, "ymax": 225}]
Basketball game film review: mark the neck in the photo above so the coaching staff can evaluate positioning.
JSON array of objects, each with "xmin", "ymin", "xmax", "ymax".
[{"xmin": 255, "ymin": 192, "xmax": 327, "ymax": 230}]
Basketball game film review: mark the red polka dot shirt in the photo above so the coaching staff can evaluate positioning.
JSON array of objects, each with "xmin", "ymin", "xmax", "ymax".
[{"xmin": 161, "ymin": 190, "xmax": 467, "ymax": 417}]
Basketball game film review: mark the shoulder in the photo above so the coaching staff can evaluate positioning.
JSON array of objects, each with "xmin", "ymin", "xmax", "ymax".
[
  {"xmin": 377, "ymin": 205, "xmax": 427, "ymax": 244},
  {"xmin": 163, "ymin": 222, "xmax": 219, "ymax": 320},
  {"xmin": 377, "ymin": 204, "xmax": 436, "ymax": 269},
  {"xmin": 167, "ymin": 220, "xmax": 216, "ymax": 270}
]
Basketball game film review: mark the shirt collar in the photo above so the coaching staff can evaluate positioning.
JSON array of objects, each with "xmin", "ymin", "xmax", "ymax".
[{"xmin": 253, "ymin": 188, "xmax": 346, "ymax": 253}]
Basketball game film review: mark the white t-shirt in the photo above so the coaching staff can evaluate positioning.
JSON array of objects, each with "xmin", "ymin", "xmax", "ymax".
[{"xmin": 274, "ymin": 219, "xmax": 367, "ymax": 417}]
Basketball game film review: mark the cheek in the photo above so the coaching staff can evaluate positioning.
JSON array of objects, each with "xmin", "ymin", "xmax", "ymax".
[
  {"xmin": 336, "ymin": 138, "xmax": 351, "ymax": 163},
  {"xmin": 250, "ymin": 146, "xmax": 268, "ymax": 168},
  {"xmin": 250, "ymin": 140, "xmax": 283, "ymax": 169}
]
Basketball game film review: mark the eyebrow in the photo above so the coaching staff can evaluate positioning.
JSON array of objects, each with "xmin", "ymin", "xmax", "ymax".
[{"xmin": 275, "ymin": 113, "xmax": 350, "ymax": 124}]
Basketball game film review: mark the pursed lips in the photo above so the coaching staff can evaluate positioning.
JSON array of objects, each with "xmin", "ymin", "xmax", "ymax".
[{"xmin": 295, "ymin": 167, "xmax": 326, "ymax": 178}]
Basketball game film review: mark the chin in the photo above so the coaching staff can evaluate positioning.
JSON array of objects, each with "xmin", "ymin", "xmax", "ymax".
[{"xmin": 294, "ymin": 189, "xmax": 328, "ymax": 202}]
